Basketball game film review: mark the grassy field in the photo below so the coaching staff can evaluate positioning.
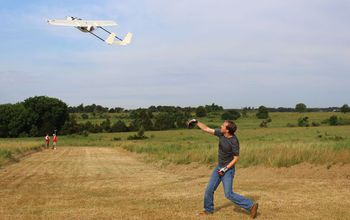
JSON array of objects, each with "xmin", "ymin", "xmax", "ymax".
[
  {"xmin": 73, "ymin": 111, "xmax": 350, "ymax": 129},
  {"xmin": 0, "ymin": 112, "xmax": 349, "ymax": 219},
  {"xmin": 0, "ymin": 139, "xmax": 43, "ymax": 166},
  {"xmin": 0, "ymin": 147, "xmax": 349, "ymax": 219},
  {"xmin": 1, "ymin": 124, "xmax": 349, "ymax": 168}
]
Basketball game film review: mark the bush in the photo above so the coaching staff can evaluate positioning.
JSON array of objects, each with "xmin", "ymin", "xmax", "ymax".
[
  {"xmin": 340, "ymin": 104, "xmax": 350, "ymax": 113},
  {"xmin": 110, "ymin": 120, "xmax": 129, "ymax": 132},
  {"xmin": 127, "ymin": 126, "xmax": 148, "ymax": 140},
  {"xmin": 196, "ymin": 106, "xmax": 207, "ymax": 117},
  {"xmin": 298, "ymin": 117, "xmax": 310, "ymax": 127},
  {"xmin": 127, "ymin": 135, "xmax": 148, "ymax": 140},
  {"xmin": 329, "ymin": 115, "xmax": 338, "ymax": 126},
  {"xmin": 221, "ymin": 110, "xmax": 241, "ymax": 120},
  {"xmin": 256, "ymin": 106, "xmax": 269, "ymax": 119},
  {"xmin": 260, "ymin": 118, "xmax": 272, "ymax": 128},
  {"xmin": 81, "ymin": 113, "xmax": 89, "ymax": 119},
  {"xmin": 101, "ymin": 119, "xmax": 111, "ymax": 132},
  {"xmin": 311, "ymin": 122, "xmax": 320, "ymax": 127},
  {"xmin": 154, "ymin": 112, "xmax": 176, "ymax": 130}
]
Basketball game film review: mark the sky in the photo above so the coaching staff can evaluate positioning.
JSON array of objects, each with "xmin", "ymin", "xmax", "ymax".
[{"xmin": 0, "ymin": 0, "xmax": 349, "ymax": 109}]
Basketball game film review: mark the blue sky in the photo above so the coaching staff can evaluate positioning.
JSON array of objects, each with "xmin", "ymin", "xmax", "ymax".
[{"xmin": 0, "ymin": 0, "xmax": 349, "ymax": 108}]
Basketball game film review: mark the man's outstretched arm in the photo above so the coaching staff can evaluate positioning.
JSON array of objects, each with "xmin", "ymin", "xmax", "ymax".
[{"xmin": 196, "ymin": 121, "xmax": 215, "ymax": 135}]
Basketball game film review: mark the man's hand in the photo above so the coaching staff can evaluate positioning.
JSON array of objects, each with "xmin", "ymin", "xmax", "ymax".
[
  {"xmin": 187, "ymin": 119, "xmax": 198, "ymax": 129},
  {"xmin": 216, "ymin": 166, "xmax": 228, "ymax": 176}
]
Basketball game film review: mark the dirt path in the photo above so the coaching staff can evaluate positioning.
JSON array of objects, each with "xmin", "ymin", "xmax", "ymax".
[{"xmin": 0, "ymin": 147, "xmax": 349, "ymax": 220}]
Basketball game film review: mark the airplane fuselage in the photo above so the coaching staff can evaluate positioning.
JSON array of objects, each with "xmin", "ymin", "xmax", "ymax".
[{"xmin": 76, "ymin": 26, "xmax": 95, "ymax": 32}]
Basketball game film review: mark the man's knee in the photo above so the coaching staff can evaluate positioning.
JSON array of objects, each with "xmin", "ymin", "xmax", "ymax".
[{"xmin": 224, "ymin": 190, "xmax": 234, "ymax": 199}]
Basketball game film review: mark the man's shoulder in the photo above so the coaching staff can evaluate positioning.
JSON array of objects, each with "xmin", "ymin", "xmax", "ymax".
[
  {"xmin": 214, "ymin": 128, "xmax": 223, "ymax": 137},
  {"xmin": 232, "ymin": 135, "xmax": 239, "ymax": 146}
]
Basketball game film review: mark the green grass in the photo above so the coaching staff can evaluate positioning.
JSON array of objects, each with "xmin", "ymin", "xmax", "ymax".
[
  {"xmin": 1, "ymin": 112, "xmax": 350, "ymax": 168},
  {"xmin": 117, "ymin": 126, "xmax": 350, "ymax": 167},
  {"xmin": 0, "ymin": 139, "xmax": 43, "ymax": 166},
  {"xmin": 72, "ymin": 111, "xmax": 350, "ymax": 129}
]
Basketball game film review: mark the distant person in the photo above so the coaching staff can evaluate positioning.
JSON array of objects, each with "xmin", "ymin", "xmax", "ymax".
[
  {"xmin": 52, "ymin": 134, "xmax": 57, "ymax": 150},
  {"xmin": 45, "ymin": 134, "xmax": 50, "ymax": 148},
  {"xmin": 188, "ymin": 119, "xmax": 259, "ymax": 218}
]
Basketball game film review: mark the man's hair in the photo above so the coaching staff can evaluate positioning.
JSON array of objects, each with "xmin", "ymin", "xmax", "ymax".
[{"xmin": 225, "ymin": 120, "xmax": 237, "ymax": 135}]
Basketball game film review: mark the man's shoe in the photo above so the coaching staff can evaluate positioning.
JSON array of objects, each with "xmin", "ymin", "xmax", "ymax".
[
  {"xmin": 197, "ymin": 210, "xmax": 213, "ymax": 216},
  {"xmin": 250, "ymin": 203, "xmax": 259, "ymax": 219}
]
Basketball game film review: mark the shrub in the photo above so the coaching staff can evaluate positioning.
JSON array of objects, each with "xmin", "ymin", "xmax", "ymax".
[
  {"xmin": 196, "ymin": 106, "xmax": 207, "ymax": 117},
  {"xmin": 340, "ymin": 104, "xmax": 350, "ymax": 113},
  {"xmin": 110, "ymin": 120, "xmax": 129, "ymax": 132},
  {"xmin": 81, "ymin": 113, "xmax": 89, "ymax": 119},
  {"xmin": 329, "ymin": 115, "xmax": 338, "ymax": 126},
  {"xmin": 298, "ymin": 117, "xmax": 309, "ymax": 127},
  {"xmin": 311, "ymin": 122, "xmax": 320, "ymax": 127},
  {"xmin": 260, "ymin": 118, "xmax": 272, "ymax": 128},
  {"xmin": 221, "ymin": 110, "xmax": 241, "ymax": 120},
  {"xmin": 256, "ymin": 106, "xmax": 269, "ymax": 119},
  {"xmin": 127, "ymin": 126, "xmax": 148, "ymax": 140}
]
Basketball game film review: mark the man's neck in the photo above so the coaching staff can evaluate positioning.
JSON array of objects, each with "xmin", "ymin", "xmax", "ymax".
[{"xmin": 224, "ymin": 133, "xmax": 233, "ymax": 138}]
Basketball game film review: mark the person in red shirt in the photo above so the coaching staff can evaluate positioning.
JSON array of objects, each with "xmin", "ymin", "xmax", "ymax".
[
  {"xmin": 52, "ymin": 134, "xmax": 57, "ymax": 150},
  {"xmin": 45, "ymin": 134, "xmax": 50, "ymax": 149}
]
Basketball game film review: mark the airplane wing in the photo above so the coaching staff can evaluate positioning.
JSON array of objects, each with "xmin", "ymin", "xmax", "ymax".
[{"xmin": 48, "ymin": 19, "xmax": 117, "ymax": 27}]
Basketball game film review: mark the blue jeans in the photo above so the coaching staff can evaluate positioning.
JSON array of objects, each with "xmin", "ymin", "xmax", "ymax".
[{"xmin": 204, "ymin": 165, "xmax": 254, "ymax": 213}]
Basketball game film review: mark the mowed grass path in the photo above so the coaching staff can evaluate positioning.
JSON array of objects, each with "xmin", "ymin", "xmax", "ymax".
[{"xmin": 0, "ymin": 147, "xmax": 349, "ymax": 219}]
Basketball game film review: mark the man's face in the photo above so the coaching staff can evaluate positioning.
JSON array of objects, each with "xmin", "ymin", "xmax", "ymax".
[{"xmin": 220, "ymin": 122, "xmax": 229, "ymax": 134}]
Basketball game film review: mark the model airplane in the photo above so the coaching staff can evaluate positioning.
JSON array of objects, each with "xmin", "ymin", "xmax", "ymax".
[{"xmin": 47, "ymin": 16, "xmax": 132, "ymax": 45}]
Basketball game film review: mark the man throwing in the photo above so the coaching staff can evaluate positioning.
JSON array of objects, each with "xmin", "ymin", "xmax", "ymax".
[{"xmin": 188, "ymin": 119, "xmax": 258, "ymax": 218}]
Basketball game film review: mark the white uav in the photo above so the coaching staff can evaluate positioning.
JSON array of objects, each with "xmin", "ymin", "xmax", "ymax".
[{"xmin": 47, "ymin": 16, "xmax": 132, "ymax": 45}]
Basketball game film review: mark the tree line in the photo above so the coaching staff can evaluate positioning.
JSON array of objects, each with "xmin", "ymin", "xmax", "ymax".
[{"xmin": 1, "ymin": 96, "xmax": 349, "ymax": 138}]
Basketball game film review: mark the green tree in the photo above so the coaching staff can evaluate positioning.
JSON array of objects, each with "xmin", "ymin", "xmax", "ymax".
[
  {"xmin": 154, "ymin": 112, "xmax": 176, "ymax": 130},
  {"xmin": 221, "ymin": 110, "xmax": 241, "ymax": 120},
  {"xmin": 256, "ymin": 106, "xmax": 269, "ymax": 119},
  {"xmin": 295, "ymin": 103, "xmax": 307, "ymax": 113},
  {"xmin": 205, "ymin": 103, "xmax": 223, "ymax": 112},
  {"xmin": 81, "ymin": 113, "xmax": 89, "ymax": 119},
  {"xmin": 61, "ymin": 115, "xmax": 81, "ymax": 135},
  {"xmin": 110, "ymin": 120, "xmax": 129, "ymax": 132},
  {"xmin": 241, "ymin": 107, "xmax": 248, "ymax": 118},
  {"xmin": 196, "ymin": 106, "xmax": 207, "ymax": 117},
  {"xmin": 101, "ymin": 119, "xmax": 111, "ymax": 132},
  {"xmin": 23, "ymin": 96, "xmax": 69, "ymax": 135},
  {"xmin": 340, "ymin": 104, "xmax": 350, "ymax": 113},
  {"xmin": 174, "ymin": 112, "xmax": 190, "ymax": 128},
  {"xmin": 129, "ymin": 109, "xmax": 154, "ymax": 130}
]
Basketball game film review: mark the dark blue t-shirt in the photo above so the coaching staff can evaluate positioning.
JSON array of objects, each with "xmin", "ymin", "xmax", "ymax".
[{"xmin": 214, "ymin": 128, "xmax": 240, "ymax": 167}]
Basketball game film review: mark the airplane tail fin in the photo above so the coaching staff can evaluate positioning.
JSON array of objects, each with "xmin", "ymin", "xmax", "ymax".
[
  {"xmin": 105, "ymin": 33, "xmax": 116, "ymax": 44},
  {"xmin": 105, "ymin": 32, "xmax": 132, "ymax": 45},
  {"xmin": 120, "ymin": 32, "xmax": 132, "ymax": 45}
]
